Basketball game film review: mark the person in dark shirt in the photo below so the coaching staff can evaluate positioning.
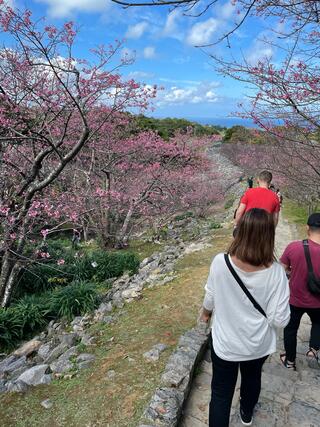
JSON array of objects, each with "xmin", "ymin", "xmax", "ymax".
[
  {"xmin": 247, "ymin": 176, "xmax": 253, "ymax": 188},
  {"xmin": 280, "ymin": 213, "xmax": 320, "ymax": 370}
]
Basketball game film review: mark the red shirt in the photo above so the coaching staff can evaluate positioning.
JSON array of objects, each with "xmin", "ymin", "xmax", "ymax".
[
  {"xmin": 241, "ymin": 188, "xmax": 280, "ymax": 213},
  {"xmin": 280, "ymin": 239, "xmax": 320, "ymax": 308}
]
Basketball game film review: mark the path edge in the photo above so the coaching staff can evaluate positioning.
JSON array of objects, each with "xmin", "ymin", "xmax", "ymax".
[{"xmin": 138, "ymin": 323, "xmax": 210, "ymax": 427}]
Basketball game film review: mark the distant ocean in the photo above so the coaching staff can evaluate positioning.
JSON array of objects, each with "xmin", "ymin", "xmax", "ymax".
[
  {"xmin": 152, "ymin": 115, "xmax": 257, "ymax": 128},
  {"xmin": 187, "ymin": 117, "xmax": 257, "ymax": 128}
]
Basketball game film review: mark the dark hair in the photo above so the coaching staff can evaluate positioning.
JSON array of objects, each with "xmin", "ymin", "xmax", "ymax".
[
  {"xmin": 229, "ymin": 208, "xmax": 275, "ymax": 267},
  {"xmin": 309, "ymin": 226, "xmax": 320, "ymax": 233},
  {"xmin": 258, "ymin": 170, "xmax": 272, "ymax": 184}
]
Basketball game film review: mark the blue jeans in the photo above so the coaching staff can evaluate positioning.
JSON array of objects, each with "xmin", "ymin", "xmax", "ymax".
[{"xmin": 209, "ymin": 344, "xmax": 268, "ymax": 427}]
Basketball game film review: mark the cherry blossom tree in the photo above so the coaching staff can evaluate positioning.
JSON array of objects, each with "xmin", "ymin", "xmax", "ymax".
[
  {"xmin": 0, "ymin": 4, "xmax": 155, "ymax": 306},
  {"xmin": 67, "ymin": 125, "xmax": 222, "ymax": 248}
]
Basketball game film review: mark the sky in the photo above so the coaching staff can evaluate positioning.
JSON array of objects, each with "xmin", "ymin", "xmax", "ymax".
[{"xmin": 1, "ymin": 1, "xmax": 277, "ymax": 122}]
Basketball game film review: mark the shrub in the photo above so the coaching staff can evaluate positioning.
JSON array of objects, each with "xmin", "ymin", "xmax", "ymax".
[
  {"xmin": 209, "ymin": 221, "xmax": 222, "ymax": 230},
  {"xmin": 50, "ymin": 281, "xmax": 99, "ymax": 320},
  {"xmin": 16, "ymin": 250, "xmax": 140, "ymax": 299},
  {"xmin": 0, "ymin": 308, "xmax": 23, "ymax": 350},
  {"xmin": 87, "ymin": 251, "xmax": 140, "ymax": 281},
  {"xmin": 12, "ymin": 294, "xmax": 50, "ymax": 335}
]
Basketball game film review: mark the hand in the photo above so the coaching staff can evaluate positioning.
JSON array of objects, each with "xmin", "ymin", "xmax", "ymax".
[{"xmin": 198, "ymin": 308, "xmax": 212, "ymax": 324}]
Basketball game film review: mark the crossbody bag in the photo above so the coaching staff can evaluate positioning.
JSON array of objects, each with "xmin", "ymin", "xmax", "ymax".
[
  {"xmin": 302, "ymin": 239, "xmax": 320, "ymax": 295},
  {"xmin": 224, "ymin": 253, "xmax": 267, "ymax": 318}
]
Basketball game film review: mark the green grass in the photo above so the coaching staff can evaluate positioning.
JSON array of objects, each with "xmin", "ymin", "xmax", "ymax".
[{"xmin": 282, "ymin": 199, "xmax": 308, "ymax": 225}]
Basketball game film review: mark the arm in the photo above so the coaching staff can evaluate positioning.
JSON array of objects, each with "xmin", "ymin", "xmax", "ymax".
[
  {"xmin": 235, "ymin": 203, "xmax": 246, "ymax": 226},
  {"xmin": 267, "ymin": 267, "xmax": 290, "ymax": 328},
  {"xmin": 273, "ymin": 211, "xmax": 279, "ymax": 226},
  {"xmin": 200, "ymin": 262, "xmax": 215, "ymax": 323}
]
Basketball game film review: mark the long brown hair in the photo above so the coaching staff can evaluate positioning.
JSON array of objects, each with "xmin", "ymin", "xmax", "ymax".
[{"xmin": 229, "ymin": 208, "xmax": 275, "ymax": 267}]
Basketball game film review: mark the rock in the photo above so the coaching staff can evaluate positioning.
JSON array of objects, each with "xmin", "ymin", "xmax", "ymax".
[
  {"xmin": 76, "ymin": 353, "xmax": 96, "ymax": 364},
  {"xmin": 58, "ymin": 333, "xmax": 78, "ymax": 347},
  {"xmin": 77, "ymin": 353, "xmax": 96, "ymax": 370},
  {"xmin": 71, "ymin": 316, "xmax": 83, "ymax": 326},
  {"xmin": 81, "ymin": 334, "xmax": 96, "ymax": 345},
  {"xmin": 96, "ymin": 302, "xmax": 112, "ymax": 315},
  {"xmin": 0, "ymin": 356, "xmax": 27, "ymax": 376},
  {"xmin": 58, "ymin": 346, "xmax": 78, "ymax": 361},
  {"xmin": 143, "ymin": 344, "xmax": 168, "ymax": 363},
  {"xmin": 6, "ymin": 380, "xmax": 29, "ymax": 393},
  {"xmin": 37, "ymin": 343, "xmax": 52, "ymax": 361},
  {"xmin": 14, "ymin": 340, "xmax": 42, "ymax": 357},
  {"xmin": 144, "ymin": 387, "xmax": 184, "ymax": 426},
  {"xmin": 102, "ymin": 316, "xmax": 114, "ymax": 325},
  {"xmin": 17, "ymin": 365, "xmax": 51, "ymax": 386},
  {"xmin": 50, "ymin": 359, "xmax": 73, "ymax": 374},
  {"xmin": 44, "ymin": 343, "xmax": 69, "ymax": 364},
  {"xmin": 0, "ymin": 379, "xmax": 7, "ymax": 393},
  {"xmin": 106, "ymin": 370, "xmax": 116, "ymax": 380},
  {"xmin": 121, "ymin": 288, "xmax": 141, "ymax": 300},
  {"xmin": 41, "ymin": 399, "xmax": 53, "ymax": 409}
]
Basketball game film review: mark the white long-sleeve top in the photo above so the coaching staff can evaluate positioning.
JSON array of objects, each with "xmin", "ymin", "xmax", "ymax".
[{"xmin": 203, "ymin": 253, "xmax": 290, "ymax": 361}]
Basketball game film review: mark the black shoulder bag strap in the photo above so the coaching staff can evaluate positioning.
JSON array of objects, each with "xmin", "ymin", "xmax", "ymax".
[
  {"xmin": 303, "ymin": 239, "xmax": 313, "ymax": 273},
  {"xmin": 224, "ymin": 253, "xmax": 267, "ymax": 318}
]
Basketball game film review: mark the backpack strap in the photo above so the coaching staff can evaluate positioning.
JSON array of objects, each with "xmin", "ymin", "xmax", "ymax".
[
  {"xmin": 224, "ymin": 253, "xmax": 267, "ymax": 318},
  {"xmin": 303, "ymin": 239, "xmax": 314, "ymax": 274}
]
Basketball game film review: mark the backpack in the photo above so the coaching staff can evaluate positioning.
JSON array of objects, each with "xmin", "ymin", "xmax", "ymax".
[{"xmin": 302, "ymin": 240, "xmax": 320, "ymax": 295}]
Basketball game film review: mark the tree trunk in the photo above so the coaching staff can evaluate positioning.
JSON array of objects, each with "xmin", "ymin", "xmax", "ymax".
[
  {"xmin": 115, "ymin": 205, "xmax": 134, "ymax": 248},
  {"xmin": 0, "ymin": 251, "xmax": 22, "ymax": 307}
]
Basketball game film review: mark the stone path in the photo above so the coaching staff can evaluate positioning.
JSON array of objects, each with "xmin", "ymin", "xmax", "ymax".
[{"xmin": 180, "ymin": 215, "xmax": 320, "ymax": 427}]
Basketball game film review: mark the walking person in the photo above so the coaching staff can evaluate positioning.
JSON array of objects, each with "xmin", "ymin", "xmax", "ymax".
[
  {"xmin": 200, "ymin": 208, "xmax": 290, "ymax": 427},
  {"xmin": 247, "ymin": 176, "xmax": 253, "ymax": 189},
  {"xmin": 280, "ymin": 213, "xmax": 320, "ymax": 370},
  {"xmin": 235, "ymin": 171, "xmax": 280, "ymax": 229}
]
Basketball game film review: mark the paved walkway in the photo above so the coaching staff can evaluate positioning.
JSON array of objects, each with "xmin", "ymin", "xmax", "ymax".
[{"xmin": 180, "ymin": 215, "xmax": 320, "ymax": 427}]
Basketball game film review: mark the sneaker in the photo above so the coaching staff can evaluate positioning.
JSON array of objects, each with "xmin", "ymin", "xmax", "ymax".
[{"xmin": 240, "ymin": 407, "xmax": 253, "ymax": 426}]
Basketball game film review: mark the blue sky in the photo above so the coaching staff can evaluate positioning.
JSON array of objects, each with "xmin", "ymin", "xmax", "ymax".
[{"xmin": 3, "ymin": 1, "xmax": 276, "ymax": 121}]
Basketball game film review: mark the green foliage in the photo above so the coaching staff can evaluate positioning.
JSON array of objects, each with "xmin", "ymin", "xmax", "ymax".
[
  {"xmin": 0, "ymin": 308, "xmax": 24, "ymax": 350},
  {"xmin": 224, "ymin": 197, "xmax": 235, "ymax": 210},
  {"xmin": 50, "ymin": 281, "xmax": 99, "ymax": 320},
  {"xmin": 174, "ymin": 211, "xmax": 194, "ymax": 221},
  {"xmin": 209, "ymin": 221, "xmax": 222, "ymax": 230},
  {"xmin": 222, "ymin": 125, "xmax": 269, "ymax": 144},
  {"xmin": 134, "ymin": 115, "xmax": 222, "ymax": 140},
  {"xmin": 12, "ymin": 294, "xmax": 50, "ymax": 335},
  {"xmin": 16, "ymin": 250, "xmax": 140, "ymax": 299}
]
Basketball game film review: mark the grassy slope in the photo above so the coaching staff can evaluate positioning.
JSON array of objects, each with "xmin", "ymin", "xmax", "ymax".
[{"xmin": 1, "ymin": 228, "xmax": 231, "ymax": 427}]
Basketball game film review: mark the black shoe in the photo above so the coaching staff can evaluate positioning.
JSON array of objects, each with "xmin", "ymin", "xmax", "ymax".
[{"xmin": 240, "ymin": 407, "xmax": 253, "ymax": 426}]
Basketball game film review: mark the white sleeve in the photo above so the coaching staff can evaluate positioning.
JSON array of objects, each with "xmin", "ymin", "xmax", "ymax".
[
  {"xmin": 267, "ymin": 266, "xmax": 290, "ymax": 328},
  {"xmin": 203, "ymin": 261, "xmax": 215, "ymax": 312}
]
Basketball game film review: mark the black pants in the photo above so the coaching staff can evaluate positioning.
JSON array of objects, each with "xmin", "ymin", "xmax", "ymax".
[
  {"xmin": 209, "ymin": 345, "xmax": 268, "ymax": 427},
  {"xmin": 283, "ymin": 304, "xmax": 320, "ymax": 361}
]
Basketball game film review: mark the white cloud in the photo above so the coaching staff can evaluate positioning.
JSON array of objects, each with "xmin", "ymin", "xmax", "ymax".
[
  {"xmin": 126, "ymin": 21, "xmax": 149, "ymax": 39},
  {"xmin": 36, "ymin": 0, "xmax": 108, "ymax": 18},
  {"xmin": 157, "ymin": 81, "xmax": 220, "ymax": 106},
  {"xmin": 162, "ymin": 10, "xmax": 184, "ymax": 40},
  {"xmin": 186, "ymin": 18, "xmax": 219, "ymax": 46},
  {"xmin": 128, "ymin": 71, "xmax": 155, "ymax": 79},
  {"xmin": 217, "ymin": 1, "xmax": 238, "ymax": 20},
  {"xmin": 246, "ymin": 34, "xmax": 274, "ymax": 64},
  {"xmin": 143, "ymin": 46, "xmax": 156, "ymax": 59}
]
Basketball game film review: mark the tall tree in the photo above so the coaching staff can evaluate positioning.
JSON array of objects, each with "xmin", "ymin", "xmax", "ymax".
[{"xmin": 0, "ymin": 4, "xmax": 154, "ymax": 306}]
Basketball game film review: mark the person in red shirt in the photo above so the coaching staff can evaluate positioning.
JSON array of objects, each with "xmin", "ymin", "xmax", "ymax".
[
  {"xmin": 235, "ymin": 170, "xmax": 280, "ymax": 227},
  {"xmin": 280, "ymin": 213, "xmax": 320, "ymax": 370}
]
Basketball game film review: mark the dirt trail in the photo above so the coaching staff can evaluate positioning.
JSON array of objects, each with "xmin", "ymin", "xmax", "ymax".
[{"xmin": 180, "ymin": 214, "xmax": 320, "ymax": 427}]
